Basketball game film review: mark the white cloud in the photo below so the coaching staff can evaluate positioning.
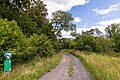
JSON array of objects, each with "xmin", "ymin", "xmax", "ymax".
[
  {"xmin": 61, "ymin": 26, "xmax": 105, "ymax": 38},
  {"xmin": 76, "ymin": 18, "xmax": 120, "ymax": 35},
  {"xmin": 91, "ymin": 18, "xmax": 120, "ymax": 34},
  {"xmin": 76, "ymin": 26, "xmax": 105, "ymax": 34},
  {"xmin": 61, "ymin": 18, "xmax": 120, "ymax": 38},
  {"xmin": 98, "ymin": 18, "xmax": 120, "ymax": 26},
  {"xmin": 61, "ymin": 30, "xmax": 73, "ymax": 38},
  {"xmin": 42, "ymin": 0, "xmax": 89, "ymax": 18},
  {"xmin": 74, "ymin": 17, "xmax": 81, "ymax": 23},
  {"xmin": 93, "ymin": 3, "xmax": 120, "ymax": 15},
  {"xmin": 76, "ymin": 27, "xmax": 89, "ymax": 34}
]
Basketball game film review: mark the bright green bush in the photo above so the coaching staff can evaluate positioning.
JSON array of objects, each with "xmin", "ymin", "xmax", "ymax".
[
  {"xmin": 76, "ymin": 35, "xmax": 96, "ymax": 52},
  {"xmin": 69, "ymin": 41, "xmax": 77, "ymax": 49},
  {"xmin": 27, "ymin": 34, "xmax": 55, "ymax": 57},
  {"xmin": 71, "ymin": 35, "xmax": 115, "ymax": 53},
  {"xmin": 95, "ymin": 36, "xmax": 115, "ymax": 53},
  {"xmin": 52, "ymin": 39, "xmax": 62, "ymax": 51},
  {"xmin": 0, "ymin": 19, "xmax": 25, "ymax": 66}
]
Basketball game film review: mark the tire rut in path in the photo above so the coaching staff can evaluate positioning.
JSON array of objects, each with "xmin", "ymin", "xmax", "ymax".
[{"xmin": 38, "ymin": 54, "xmax": 92, "ymax": 80}]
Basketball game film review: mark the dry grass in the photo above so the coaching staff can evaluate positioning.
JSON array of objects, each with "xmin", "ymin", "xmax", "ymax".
[
  {"xmin": 72, "ymin": 50, "xmax": 120, "ymax": 80},
  {"xmin": 0, "ymin": 53, "xmax": 62, "ymax": 80}
]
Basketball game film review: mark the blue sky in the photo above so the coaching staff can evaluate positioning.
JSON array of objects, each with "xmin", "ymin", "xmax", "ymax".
[
  {"xmin": 69, "ymin": 0, "xmax": 120, "ymax": 28},
  {"xmin": 42, "ymin": 0, "xmax": 120, "ymax": 38}
]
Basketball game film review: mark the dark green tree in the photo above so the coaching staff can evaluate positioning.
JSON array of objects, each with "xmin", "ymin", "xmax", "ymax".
[
  {"xmin": 28, "ymin": 0, "xmax": 48, "ymax": 27},
  {"xmin": 51, "ymin": 10, "xmax": 76, "ymax": 37},
  {"xmin": 105, "ymin": 23, "xmax": 120, "ymax": 38}
]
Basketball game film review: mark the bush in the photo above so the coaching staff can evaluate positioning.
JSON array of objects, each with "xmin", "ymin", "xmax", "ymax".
[
  {"xmin": 0, "ymin": 19, "xmax": 25, "ymax": 66},
  {"xmin": 95, "ymin": 36, "xmax": 115, "ymax": 53},
  {"xmin": 52, "ymin": 40, "xmax": 62, "ymax": 51},
  {"xmin": 72, "ymin": 35, "xmax": 115, "ymax": 53},
  {"xmin": 27, "ymin": 34, "xmax": 55, "ymax": 57},
  {"xmin": 76, "ymin": 35, "xmax": 96, "ymax": 51},
  {"xmin": 69, "ymin": 41, "xmax": 77, "ymax": 49}
]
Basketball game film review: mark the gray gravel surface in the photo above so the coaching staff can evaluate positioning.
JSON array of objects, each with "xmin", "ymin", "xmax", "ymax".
[{"xmin": 38, "ymin": 54, "xmax": 92, "ymax": 80}]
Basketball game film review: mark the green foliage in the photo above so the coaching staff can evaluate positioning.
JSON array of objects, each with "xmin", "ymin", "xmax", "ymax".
[
  {"xmin": 0, "ymin": 0, "xmax": 50, "ymax": 36},
  {"xmin": 105, "ymin": 23, "xmax": 120, "ymax": 38},
  {"xmin": 95, "ymin": 36, "xmax": 115, "ymax": 53},
  {"xmin": 75, "ymin": 35, "xmax": 96, "ymax": 52},
  {"xmin": 72, "ymin": 51, "xmax": 120, "ymax": 80},
  {"xmin": 0, "ymin": 19, "xmax": 25, "ymax": 66},
  {"xmin": 69, "ymin": 41, "xmax": 77, "ymax": 49},
  {"xmin": 68, "ymin": 63, "xmax": 74, "ymax": 77},
  {"xmin": 27, "ymin": 34, "xmax": 55, "ymax": 57},
  {"xmin": 28, "ymin": 0, "xmax": 48, "ymax": 28},
  {"xmin": 51, "ymin": 10, "xmax": 76, "ymax": 37},
  {"xmin": 1, "ymin": 53, "xmax": 62, "ymax": 80},
  {"xmin": 52, "ymin": 40, "xmax": 62, "ymax": 51},
  {"xmin": 82, "ymin": 28, "xmax": 102, "ymax": 36},
  {"xmin": 60, "ymin": 38, "xmax": 72, "ymax": 49},
  {"xmin": 16, "ymin": 12, "xmax": 37, "ymax": 36},
  {"xmin": 69, "ymin": 34, "xmax": 115, "ymax": 53},
  {"xmin": 105, "ymin": 23, "xmax": 120, "ymax": 52}
]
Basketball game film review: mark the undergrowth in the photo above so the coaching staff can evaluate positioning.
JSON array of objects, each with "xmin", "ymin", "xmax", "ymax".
[{"xmin": 0, "ymin": 53, "xmax": 62, "ymax": 80}]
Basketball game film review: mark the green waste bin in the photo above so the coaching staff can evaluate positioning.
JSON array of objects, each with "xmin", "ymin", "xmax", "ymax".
[{"xmin": 4, "ymin": 60, "xmax": 11, "ymax": 72}]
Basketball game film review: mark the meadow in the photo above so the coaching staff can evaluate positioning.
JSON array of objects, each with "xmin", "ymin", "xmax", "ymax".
[
  {"xmin": 0, "ymin": 53, "xmax": 62, "ymax": 80},
  {"xmin": 72, "ymin": 50, "xmax": 120, "ymax": 80}
]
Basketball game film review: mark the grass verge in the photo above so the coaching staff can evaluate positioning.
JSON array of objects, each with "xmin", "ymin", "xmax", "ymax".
[
  {"xmin": 68, "ymin": 63, "xmax": 74, "ymax": 77},
  {"xmin": 71, "ymin": 50, "xmax": 120, "ymax": 80},
  {"xmin": 0, "ymin": 53, "xmax": 62, "ymax": 80}
]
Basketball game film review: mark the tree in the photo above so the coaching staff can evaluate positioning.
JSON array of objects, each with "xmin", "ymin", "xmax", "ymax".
[
  {"xmin": 104, "ymin": 23, "xmax": 120, "ymax": 52},
  {"xmin": 60, "ymin": 38, "xmax": 72, "ymax": 49},
  {"xmin": 75, "ymin": 34, "xmax": 96, "ymax": 51},
  {"xmin": 16, "ymin": 12, "xmax": 37, "ymax": 36},
  {"xmin": 82, "ymin": 28, "xmax": 102, "ymax": 36},
  {"xmin": 0, "ymin": 0, "xmax": 30, "ymax": 20},
  {"xmin": 28, "ymin": 0, "xmax": 48, "ymax": 27},
  {"xmin": 94, "ymin": 28, "xmax": 102, "ymax": 36},
  {"xmin": 0, "ymin": 0, "xmax": 51, "ymax": 36},
  {"xmin": 0, "ymin": 19, "xmax": 25, "ymax": 65},
  {"xmin": 95, "ymin": 36, "xmax": 115, "ymax": 53},
  {"xmin": 0, "ymin": 0, "xmax": 38, "ymax": 36},
  {"xmin": 105, "ymin": 23, "xmax": 120, "ymax": 38},
  {"xmin": 51, "ymin": 10, "xmax": 76, "ymax": 37}
]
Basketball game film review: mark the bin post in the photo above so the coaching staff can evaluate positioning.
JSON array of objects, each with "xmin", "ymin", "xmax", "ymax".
[{"xmin": 3, "ymin": 51, "xmax": 13, "ymax": 72}]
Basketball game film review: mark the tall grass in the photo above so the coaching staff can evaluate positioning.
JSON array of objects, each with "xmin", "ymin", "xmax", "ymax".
[
  {"xmin": 72, "ymin": 50, "xmax": 120, "ymax": 80},
  {"xmin": 0, "ymin": 53, "xmax": 62, "ymax": 80}
]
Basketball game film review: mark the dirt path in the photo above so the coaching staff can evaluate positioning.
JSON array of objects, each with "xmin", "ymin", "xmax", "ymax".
[{"xmin": 38, "ymin": 54, "xmax": 92, "ymax": 80}]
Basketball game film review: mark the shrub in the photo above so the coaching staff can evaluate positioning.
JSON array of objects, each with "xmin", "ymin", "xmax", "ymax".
[
  {"xmin": 27, "ymin": 34, "xmax": 55, "ymax": 57},
  {"xmin": 0, "ymin": 19, "xmax": 25, "ymax": 66},
  {"xmin": 95, "ymin": 36, "xmax": 115, "ymax": 53},
  {"xmin": 76, "ymin": 35, "xmax": 96, "ymax": 51},
  {"xmin": 69, "ymin": 41, "xmax": 77, "ymax": 49},
  {"xmin": 52, "ymin": 40, "xmax": 62, "ymax": 51}
]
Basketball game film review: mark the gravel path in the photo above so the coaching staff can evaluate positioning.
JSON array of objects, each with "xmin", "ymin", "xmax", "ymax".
[{"xmin": 38, "ymin": 54, "xmax": 92, "ymax": 80}]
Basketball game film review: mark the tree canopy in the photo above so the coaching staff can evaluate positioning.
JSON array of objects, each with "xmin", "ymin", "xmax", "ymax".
[{"xmin": 51, "ymin": 10, "xmax": 76, "ymax": 37}]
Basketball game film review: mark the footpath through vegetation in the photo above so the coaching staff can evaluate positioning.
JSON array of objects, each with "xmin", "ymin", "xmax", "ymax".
[
  {"xmin": 69, "ymin": 50, "xmax": 120, "ymax": 80},
  {"xmin": 39, "ymin": 54, "xmax": 92, "ymax": 80},
  {"xmin": 0, "ymin": 53, "xmax": 62, "ymax": 80},
  {"xmin": 0, "ymin": 1, "xmax": 120, "ymax": 80}
]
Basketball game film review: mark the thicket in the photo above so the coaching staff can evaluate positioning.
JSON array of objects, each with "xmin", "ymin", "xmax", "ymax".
[
  {"xmin": 0, "ymin": 0, "xmax": 44, "ymax": 67},
  {"xmin": 0, "ymin": 19, "xmax": 57, "ymax": 66},
  {"xmin": 62, "ymin": 24, "xmax": 120, "ymax": 55},
  {"xmin": 0, "ymin": 0, "xmax": 76, "ymax": 69}
]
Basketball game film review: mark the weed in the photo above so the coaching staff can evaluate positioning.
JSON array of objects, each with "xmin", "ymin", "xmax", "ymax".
[
  {"xmin": 68, "ymin": 63, "xmax": 74, "ymax": 77},
  {"xmin": 0, "ymin": 53, "xmax": 62, "ymax": 80}
]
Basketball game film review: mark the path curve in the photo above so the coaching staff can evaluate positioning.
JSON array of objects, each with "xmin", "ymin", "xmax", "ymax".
[{"xmin": 38, "ymin": 54, "xmax": 92, "ymax": 80}]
